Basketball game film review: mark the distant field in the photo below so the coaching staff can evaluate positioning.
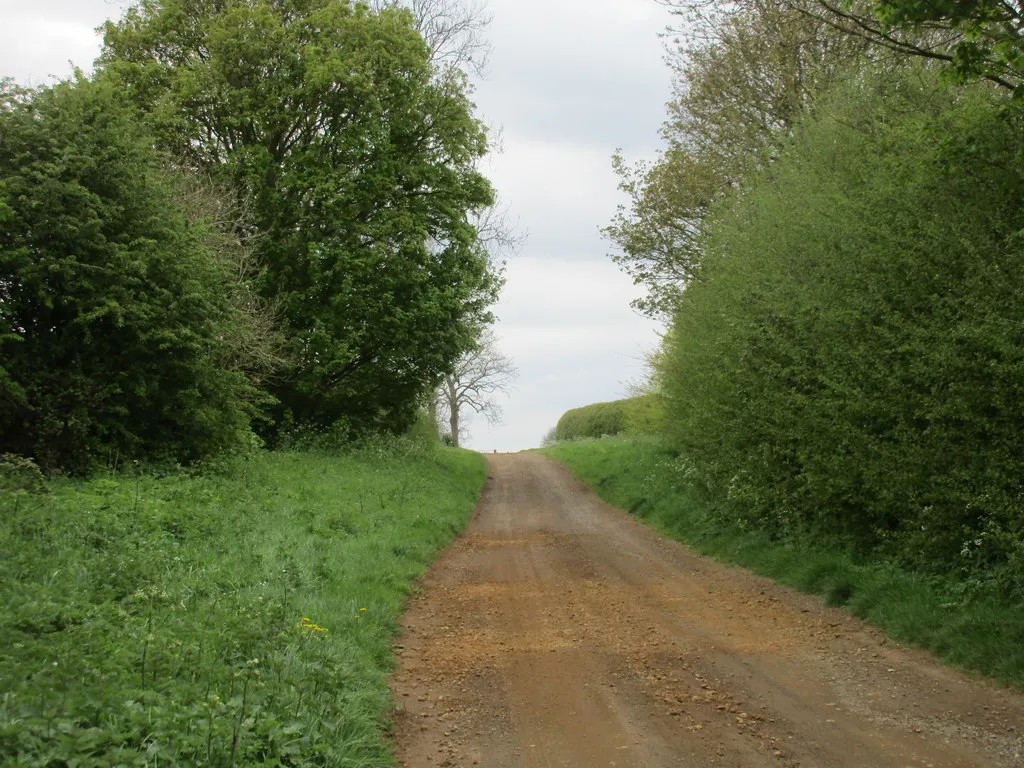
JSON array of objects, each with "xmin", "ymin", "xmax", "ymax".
[
  {"xmin": 0, "ymin": 442, "xmax": 486, "ymax": 766},
  {"xmin": 542, "ymin": 436, "xmax": 1024, "ymax": 689}
]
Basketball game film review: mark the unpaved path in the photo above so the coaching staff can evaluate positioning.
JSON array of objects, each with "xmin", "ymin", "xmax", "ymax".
[{"xmin": 390, "ymin": 453, "xmax": 1024, "ymax": 767}]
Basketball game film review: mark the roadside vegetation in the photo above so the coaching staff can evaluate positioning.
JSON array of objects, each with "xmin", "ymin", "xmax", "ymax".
[
  {"xmin": 543, "ymin": 436, "xmax": 1024, "ymax": 688},
  {"xmin": 1, "ymin": 1, "xmax": 502, "ymax": 764},
  {"xmin": 0, "ymin": 438, "xmax": 485, "ymax": 765},
  {"xmin": 553, "ymin": 394, "xmax": 664, "ymax": 442},
  {"xmin": 547, "ymin": 0, "xmax": 1024, "ymax": 689},
  {"xmin": 2, "ymin": 0, "xmax": 504, "ymax": 475}
]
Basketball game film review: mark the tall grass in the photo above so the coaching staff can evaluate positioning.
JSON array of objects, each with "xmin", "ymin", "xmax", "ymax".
[
  {"xmin": 543, "ymin": 436, "xmax": 1024, "ymax": 688},
  {"xmin": 0, "ymin": 440, "xmax": 485, "ymax": 765}
]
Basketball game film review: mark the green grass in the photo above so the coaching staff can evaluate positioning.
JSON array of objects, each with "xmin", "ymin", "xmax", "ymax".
[
  {"xmin": 0, "ymin": 439, "xmax": 486, "ymax": 766},
  {"xmin": 542, "ymin": 435, "xmax": 1024, "ymax": 689}
]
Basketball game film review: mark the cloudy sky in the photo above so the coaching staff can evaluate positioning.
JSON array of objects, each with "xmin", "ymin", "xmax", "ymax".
[{"xmin": 0, "ymin": 0, "xmax": 673, "ymax": 452}]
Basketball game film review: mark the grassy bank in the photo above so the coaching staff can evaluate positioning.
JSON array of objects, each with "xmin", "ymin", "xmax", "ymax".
[
  {"xmin": 542, "ymin": 436, "xmax": 1024, "ymax": 688},
  {"xmin": 0, "ymin": 441, "xmax": 485, "ymax": 766}
]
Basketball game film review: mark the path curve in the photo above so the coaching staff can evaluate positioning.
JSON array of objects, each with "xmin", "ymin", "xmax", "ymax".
[{"xmin": 389, "ymin": 452, "xmax": 1024, "ymax": 767}]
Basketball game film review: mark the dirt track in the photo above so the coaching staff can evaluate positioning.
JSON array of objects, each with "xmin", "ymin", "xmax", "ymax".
[{"xmin": 389, "ymin": 453, "xmax": 1024, "ymax": 767}]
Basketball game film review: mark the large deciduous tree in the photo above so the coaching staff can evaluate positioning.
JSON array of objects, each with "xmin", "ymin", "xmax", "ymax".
[
  {"xmin": 99, "ymin": 0, "xmax": 500, "ymax": 437},
  {"xmin": 0, "ymin": 78, "xmax": 261, "ymax": 471},
  {"xmin": 433, "ymin": 329, "xmax": 515, "ymax": 447}
]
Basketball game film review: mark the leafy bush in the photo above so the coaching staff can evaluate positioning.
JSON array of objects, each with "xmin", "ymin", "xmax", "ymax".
[
  {"xmin": 662, "ymin": 68, "xmax": 1024, "ymax": 594},
  {"xmin": 554, "ymin": 394, "xmax": 665, "ymax": 442},
  {"xmin": 100, "ymin": 0, "xmax": 501, "ymax": 438},
  {"xmin": 0, "ymin": 78, "xmax": 256, "ymax": 472}
]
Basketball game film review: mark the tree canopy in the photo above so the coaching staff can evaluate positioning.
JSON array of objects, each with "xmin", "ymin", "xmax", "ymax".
[
  {"xmin": 801, "ymin": 0, "xmax": 1024, "ymax": 93},
  {"xmin": 607, "ymin": 0, "xmax": 867, "ymax": 318},
  {"xmin": 99, "ymin": 0, "xmax": 500, "ymax": 437}
]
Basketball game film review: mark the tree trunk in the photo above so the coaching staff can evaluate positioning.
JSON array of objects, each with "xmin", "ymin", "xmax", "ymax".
[
  {"xmin": 449, "ymin": 404, "xmax": 460, "ymax": 448},
  {"xmin": 428, "ymin": 397, "xmax": 439, "ymax": 433}
]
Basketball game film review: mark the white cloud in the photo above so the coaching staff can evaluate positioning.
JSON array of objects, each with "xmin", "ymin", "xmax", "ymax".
[
  {"xmin": 467, "ymin": 256, "xmax": 661, "ymax": 452},
  {"xmin": 477, "ymin": 0, "xmax": 671, "ymax": 152},
  {"xmin": 0, "ymin": 1, "xmax": 132, "ymax": 84},
  {"xmin": 483, "ymin": 140, "xmax": 624, "ymax": 258}
]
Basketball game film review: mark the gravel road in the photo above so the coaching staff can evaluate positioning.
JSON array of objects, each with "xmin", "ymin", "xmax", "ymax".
[{"xmin": 389, "ymin": 452, "xmax": 1024, "ymax": 767}]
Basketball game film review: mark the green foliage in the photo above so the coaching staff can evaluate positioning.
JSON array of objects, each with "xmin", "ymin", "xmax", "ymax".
[
  {"xmin": 554, "ymin": 394, "xmax": 665, "ymax": 442},
  {"xmin": 0, "ymin": 454, "xmax": 48, "ymax": 495},
  {"xmin": 863, "ymin": 0, "xmax": 1024, "ymax": 92},
  {"xmin": 404, "ymin": 408, "xmax": 443, "ymax": 447},
  {"xmin": 0, "ymin": 443, "xmax": 486, "ymax": 765},
  {"xmin": 607, "ymin": 0, "xmax": 868, "ymax": 318},
  {"xmin": 543, "ymin": 435, "xmax": 1024, "ymax": 687},
  {"xmin": 662, "ymin": 68, "xmax": 1024, "ymax": 594},
  {"xmin": 99, "ymin": 0, "xmax": 500, "ymax": 438},
  {"xmin": 0, "ymin": 78, "xmax": 256, "ymax": 472}
]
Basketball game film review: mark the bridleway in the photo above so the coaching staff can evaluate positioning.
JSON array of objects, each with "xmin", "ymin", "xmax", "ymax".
[{"xmin": 390, "ymin": 452, "xmax": 1024, "ymax": 767}]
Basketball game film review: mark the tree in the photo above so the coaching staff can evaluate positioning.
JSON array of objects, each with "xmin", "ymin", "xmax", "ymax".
[
  {"xmin": 791, "ymin": 0, "xmax": 1024, "ymax": 93},
  {"xmin": 433, "ymin": 329, "xmax": 516, "ymax": 447},
  {"xmin": 99, "ymin": 0, "xmax": 501, "ymax": 438},
  {"xmin": 0, "ymin": 77, "xmax": 264, "ymax": 471},
  {"xmin": 605, "ymin": 148, "xmax": 721, "ymax": 318},
  {"xmin": 607, "ymin": 0, "xmax": 868, "ymax": 319},
  {"xmin": 369, "ymin": 0, "xmax": 492, "ymax": 76}
]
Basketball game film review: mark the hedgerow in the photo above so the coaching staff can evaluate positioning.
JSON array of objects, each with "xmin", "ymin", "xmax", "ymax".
[
  {"xmin": 554, "ymin": 394, "xmax": 665, "ymax": 441},
  {"xmin": 663, "ymin": 69, "xmax": 1024, "ymax": 595}
]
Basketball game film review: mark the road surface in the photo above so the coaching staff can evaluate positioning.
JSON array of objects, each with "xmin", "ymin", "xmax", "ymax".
[{"xmin": 390, "ymin": 453, "xmax": 1023, "ymax": 767}]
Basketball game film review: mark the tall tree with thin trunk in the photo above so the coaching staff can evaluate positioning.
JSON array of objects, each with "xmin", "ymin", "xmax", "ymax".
[
  {"xmin": 608, "ymin": 0, "xmax": 868, "ymax": 319},
  {"xmin": 434, "ymin": 330, "xmax": 516, "ymax": 447}
]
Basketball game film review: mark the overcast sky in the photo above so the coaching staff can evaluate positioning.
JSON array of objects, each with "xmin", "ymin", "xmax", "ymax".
[{"xmin": 0, "ymin": 0, "xmax": 672, "ymax": 452}]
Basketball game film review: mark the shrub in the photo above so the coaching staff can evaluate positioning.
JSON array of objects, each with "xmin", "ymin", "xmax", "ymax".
[
  {"xmin": 663, "ymin": 67, "xmax": 1024, "ymax": 593},
  {"xmin": 0, "ymin": 78, "xmax": 256, "ymax": 472},
  {"xmin": 554, "ymin": 394, "xmax": 665, "ymax": 441}
]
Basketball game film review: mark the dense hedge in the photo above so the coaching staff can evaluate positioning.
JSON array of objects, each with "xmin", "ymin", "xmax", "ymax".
[
  {"xmin": 0, "ymin": 80, "xmax": 255, "ymax": 472},
  {"xmin": 554, "ymin": 394, "xmax": 664, "ymax": 441},
  {"xmin": 662, "ymin": 71, "xmax": 1024, "ymax": 596}
]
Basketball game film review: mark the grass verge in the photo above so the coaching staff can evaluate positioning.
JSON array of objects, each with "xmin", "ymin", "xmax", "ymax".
[
  {"xmin": 0, "ymin": 440, "xmax": 485, "ymax": 766},
  {"xmin": 542, "ymin": 435, "xmax": 1024, "ymax": 689}
]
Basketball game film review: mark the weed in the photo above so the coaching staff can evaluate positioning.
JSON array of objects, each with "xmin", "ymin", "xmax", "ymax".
[{"xmin": 0, "ymin": 442, "xmax": 486, "ymax": 765}]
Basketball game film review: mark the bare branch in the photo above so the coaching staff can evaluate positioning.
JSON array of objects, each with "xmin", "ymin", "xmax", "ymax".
[
  {"xmin": 433, "ymin": 328, "xmax": 517, "ymax": 447},
  {"xmin": 368, "ymin": 0, "xmax": 493, "ymax": 77},
  {"xmin": 173, "ymin": 172, "xmax": 291, "ymax": 380},
  {"xmin": 472, "ymin": 196, "xmax": 527, "ymax": 267}
]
